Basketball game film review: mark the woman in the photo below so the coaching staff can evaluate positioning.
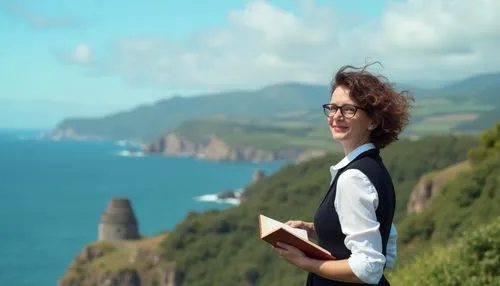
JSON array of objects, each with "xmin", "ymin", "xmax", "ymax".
[{"xmin": 274, "ymin": 64, "xmax": 413, "ymax": 285}]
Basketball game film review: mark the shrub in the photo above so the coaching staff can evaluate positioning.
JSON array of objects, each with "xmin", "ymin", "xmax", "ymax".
[{"xmin": 389, "ymin": 217, "xmax": 500, "ymax": 285}]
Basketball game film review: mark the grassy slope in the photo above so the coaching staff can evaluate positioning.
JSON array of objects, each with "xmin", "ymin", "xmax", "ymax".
[
  {"xmin": 158, "ymin": 134, "xmax": 478, "ymax": 286},
  {"xmin": 389, "ymin": 216, "xmax": 500, "ymax": 285},
  {"xmin": 395, "ymin": 123, "xmax": 500, "ymax": 267},
  {"xmin": 380, "ymin": 134, "xmax": 478, "ymax": 223},
  {"xmin": 60, "ymin": 233, "xmax": 172, "ymax": 283}
]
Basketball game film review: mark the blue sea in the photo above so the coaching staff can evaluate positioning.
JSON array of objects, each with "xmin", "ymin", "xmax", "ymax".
[{"xmin": 0, "ymin": 129, "xmax": 284, "ymax": 286}]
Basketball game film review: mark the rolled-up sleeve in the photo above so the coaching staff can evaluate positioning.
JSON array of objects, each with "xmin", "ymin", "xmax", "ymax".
[{"xmin": 335, "ymin": 169, "xmax": 387, "ymax": 285}]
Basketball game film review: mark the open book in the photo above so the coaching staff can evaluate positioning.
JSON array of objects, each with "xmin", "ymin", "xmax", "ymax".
[{"xmin": 258, "ymin": 214, "xmax": 335, "ymax": 260}]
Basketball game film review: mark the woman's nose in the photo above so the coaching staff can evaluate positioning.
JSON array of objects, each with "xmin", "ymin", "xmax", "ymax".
[{"xmin": 331, "ymin": 108, "xmax": 343, "ymax": 119}]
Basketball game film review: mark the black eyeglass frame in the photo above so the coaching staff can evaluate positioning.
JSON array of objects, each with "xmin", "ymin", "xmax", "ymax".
[{"xmin": 322, "ymin": 103, "xmax": 367, "ymax": 118}]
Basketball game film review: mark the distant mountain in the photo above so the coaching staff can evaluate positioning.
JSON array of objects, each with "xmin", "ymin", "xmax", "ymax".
[
  {"xmin": 52, "ymin": 83, "xmax": 331, "ymax": 140},
  {"xmin": 440, "ymin": 72, "xmax": 500, "ymax": 94},
  {"xmin": 51, "ymin": 71, "xmax": 500, "ymax": 141}
]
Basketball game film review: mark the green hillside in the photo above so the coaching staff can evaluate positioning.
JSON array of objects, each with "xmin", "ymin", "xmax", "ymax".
[
  {"xmin": 396, "ymin": 123, "xmax": 500, "ymax": 264},
  {"xmin": 52, "ymin": 72, "xmax": 500, "ymax": 141},
  {"xmin": 54, "ymin": 83, "xmax": 330, "ymax": 140},
  {"xmin": 164, "ymin": 73, "xmax": 500, "ymax": 151},
  {"xmin": 166, "ymin": 97, "xmax": 491, "ymax": 153},
  {"xmin": 157, "ymin": 133, "xmax": 479, "ymax": 286},
  {"xmin": 389, "ymin": 216, "xmax": 500, "ymax": 285},
  {"xmin": 409, "ymin": 75, "xmax": 500, "ymax": 134},
  {"xmin": 390, "ymin": 122, "xmax": 500, "ymax": 283},
  {"xmin": 172, "ymin": 117, "xmax": 336, "ymax": 151}
]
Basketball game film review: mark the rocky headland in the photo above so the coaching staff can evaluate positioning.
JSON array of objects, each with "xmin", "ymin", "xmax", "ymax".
[
  {"xmin": 45, "ymin": 127, "xmax": 328, "ymax": 163},
  {"xmin": 58, "ymin": 168, "xmax": 269, "ymax": 286},
  {"xmin": 44, "ymin": 127, "xmax": 103, "ymax": 141},
  {"xmin": 59, "ymin": 198, "xmax": 182, "ymax": 286},
  {"xmin": 406, "ymin": 161, "xmax": 471, "ymax": 214},
  {"xmin": 58, "ymin": 234, "xmax": 182, "ymax": 286},
  {"xmin": 143, "ymin": 132, "xmax": 327, "ymax": 163}
]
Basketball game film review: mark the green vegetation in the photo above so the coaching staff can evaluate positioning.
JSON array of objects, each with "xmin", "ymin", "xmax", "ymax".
[
  {"xmin": 396, "ymin": 153, "xmax": 500, "ymax": 264},
  {"xmin": 395, "ymin": 122, "xmax": 500, "ymax": 266},
  {"xmin": 168, "ymin": 98, "xmax": 490, "ymax": 153},
  {"xmin": 468, "ymin": 122, "xmax": 500, "ymax": 165},
  {"xmin": 389, "ymin": 216, "xmax": 500, "ymax": 285},
  {"xmin": 412, "ymin": 98, "xmax": 494, "ymax": 116},
  {"xmin": 380, "ymin": 135, "xmax": 478, "ymax": 222},
  {"xmin": 59, "ymin": 233, "xmax": 173, "ymax": 285},
  {"xmin": 158, "ymin": 133, "xmax": 479, "ymax": 286},
  {"xmin": 457, "ymin": 107, "xmax": 500, "ymax": 131}
]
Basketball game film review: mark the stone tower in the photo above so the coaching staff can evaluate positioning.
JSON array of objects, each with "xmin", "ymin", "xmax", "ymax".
[
  {"xmin": 98, "ymin": 197, "xmax": 140, "ymax": 241},
  {"xmin": 252, "ymin": 169, "xmax": 266, "ymax": 184}
]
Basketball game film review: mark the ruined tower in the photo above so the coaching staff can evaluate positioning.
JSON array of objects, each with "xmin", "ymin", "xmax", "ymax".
[
  {"xmin": 252, "ymin": 169, "xmax": 266, "ymax": 184},
  {"xmin": 98, "ymin": 197, "xmax": 140, "ymax": 241}
]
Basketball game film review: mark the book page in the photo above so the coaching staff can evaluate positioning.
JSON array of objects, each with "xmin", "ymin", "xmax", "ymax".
[{"xmin": 260, "ymin": 215, "xmax": 308, "ymax": 240}]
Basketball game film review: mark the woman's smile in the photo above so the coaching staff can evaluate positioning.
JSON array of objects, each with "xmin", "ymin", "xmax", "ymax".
[{"xmin": 332, "ymin": 125, "xmax": 349, "ymax": 133}]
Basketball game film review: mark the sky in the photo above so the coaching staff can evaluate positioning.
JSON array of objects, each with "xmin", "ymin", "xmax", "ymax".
[{"xmin": 1, "ymin": 0, "xmax": 499, "ymax": 128}]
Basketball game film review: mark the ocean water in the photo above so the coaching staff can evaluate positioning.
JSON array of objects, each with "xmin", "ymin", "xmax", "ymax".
[{"xmin": 0, "ymin": 129, "xmax": 284, "ymax": 286}]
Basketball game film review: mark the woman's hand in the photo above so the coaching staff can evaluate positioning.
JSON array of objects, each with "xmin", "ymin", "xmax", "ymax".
[
  {"xmin": 274, "ymin": 242, "xmax": 309, "ymax": 269},
  {"xmin": 286, "ymin": 220, "xmax": 316, "ymax": 239}
]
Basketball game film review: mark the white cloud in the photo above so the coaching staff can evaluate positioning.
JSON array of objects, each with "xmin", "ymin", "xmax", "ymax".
[
  {"xmin": 73, "ymin": 44, "xmax": 92, "ymax": 64},
  {"xmin": 363, "ymin": 0, "xmax": 500, "ymax": 78},
  {"xmin": 7, "ymin": 3, "xmax": 82, "ymax": 29},
  {"xmin": 57, "ymin": 44, "xmax": 93, "ymax": 65},
  {"xmin": 91, "ymin": 0, "xmax": 500, "ymax": 89}
]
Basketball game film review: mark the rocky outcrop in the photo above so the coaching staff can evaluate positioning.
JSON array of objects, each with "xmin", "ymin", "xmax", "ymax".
[
  {"xmin": 407, "ymin": 161, "xmax": 470, "ymax": 214},
  {"xmin": 406, "ymin": 176, "xmax": 442, "ymax": 214},
  {"xmin": 295, "ymin": 149, "xmax": 328, "ymax": 164},
  {"xmin": 217, "ymin": 189, "xmax": 237, "ymax": 199},
  {"xmin": 144, "ymin": 132, "xmax": 306, "ymax": 162},
  {"xmin": 44, "ymin": 127, "xmax": 102, "ymax": 141},
  {"xmin": 59, "ymin": 198, "xmax": 181, "ymax": 286},
  {"xmin": 145, "ymin": 133, "xmax": 198, "ymax": 156},
  {"xmin": 58, "ymin": 235, "xmax": 182, "ymax": 286}
]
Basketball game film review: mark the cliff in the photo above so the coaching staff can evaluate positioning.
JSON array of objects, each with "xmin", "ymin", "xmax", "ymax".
[
  {"xmin": 144, "ymin": 132, "xmax": 325, "ymax": 163},
  {"xmin": 406, "ymin": 161, "xmax": 471, "ymax": 214},
  {"xmin": 47, "ymin": 127, "xmax": 103, "ymax": 141},
  {"xmin": 58, "ymin": 233, "xmax": 182, "ymax": 286}
]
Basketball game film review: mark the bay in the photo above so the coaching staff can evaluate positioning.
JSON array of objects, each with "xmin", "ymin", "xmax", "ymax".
[{"xmin": 0, "ymin": 130, "xmax": 284, "ymax": 286}]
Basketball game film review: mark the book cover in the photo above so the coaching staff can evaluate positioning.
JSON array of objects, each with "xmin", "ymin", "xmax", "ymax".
[{"xmin": 258, "ymin": 214, "xmax": 335, "ymax": 261}]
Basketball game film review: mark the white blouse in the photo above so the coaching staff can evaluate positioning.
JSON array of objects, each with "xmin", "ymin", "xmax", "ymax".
[{"xmin": 329, "ymin": 143, "xmax": 398, "ymax": 284}]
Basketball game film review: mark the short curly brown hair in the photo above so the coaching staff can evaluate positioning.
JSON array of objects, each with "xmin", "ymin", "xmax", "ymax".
[{"xmin": 331, "ymin": 63, "xmax": 414, "ymax": 149}]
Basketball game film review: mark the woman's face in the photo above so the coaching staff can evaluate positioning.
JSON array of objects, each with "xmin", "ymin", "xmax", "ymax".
[{"xmin": 327, "ymin": 86, "xmax": 375, "ymax": 151}]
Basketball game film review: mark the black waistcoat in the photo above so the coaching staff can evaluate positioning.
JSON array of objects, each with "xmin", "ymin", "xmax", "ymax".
[{"xmin": 306, "ymin": 148, "xmax": 395, "ymax": 286}]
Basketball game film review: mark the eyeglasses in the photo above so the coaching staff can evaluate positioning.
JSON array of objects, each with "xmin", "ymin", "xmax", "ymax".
[{"xmin": 322, "ymin": 103, "xmax": 366, "ymax": 118}]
